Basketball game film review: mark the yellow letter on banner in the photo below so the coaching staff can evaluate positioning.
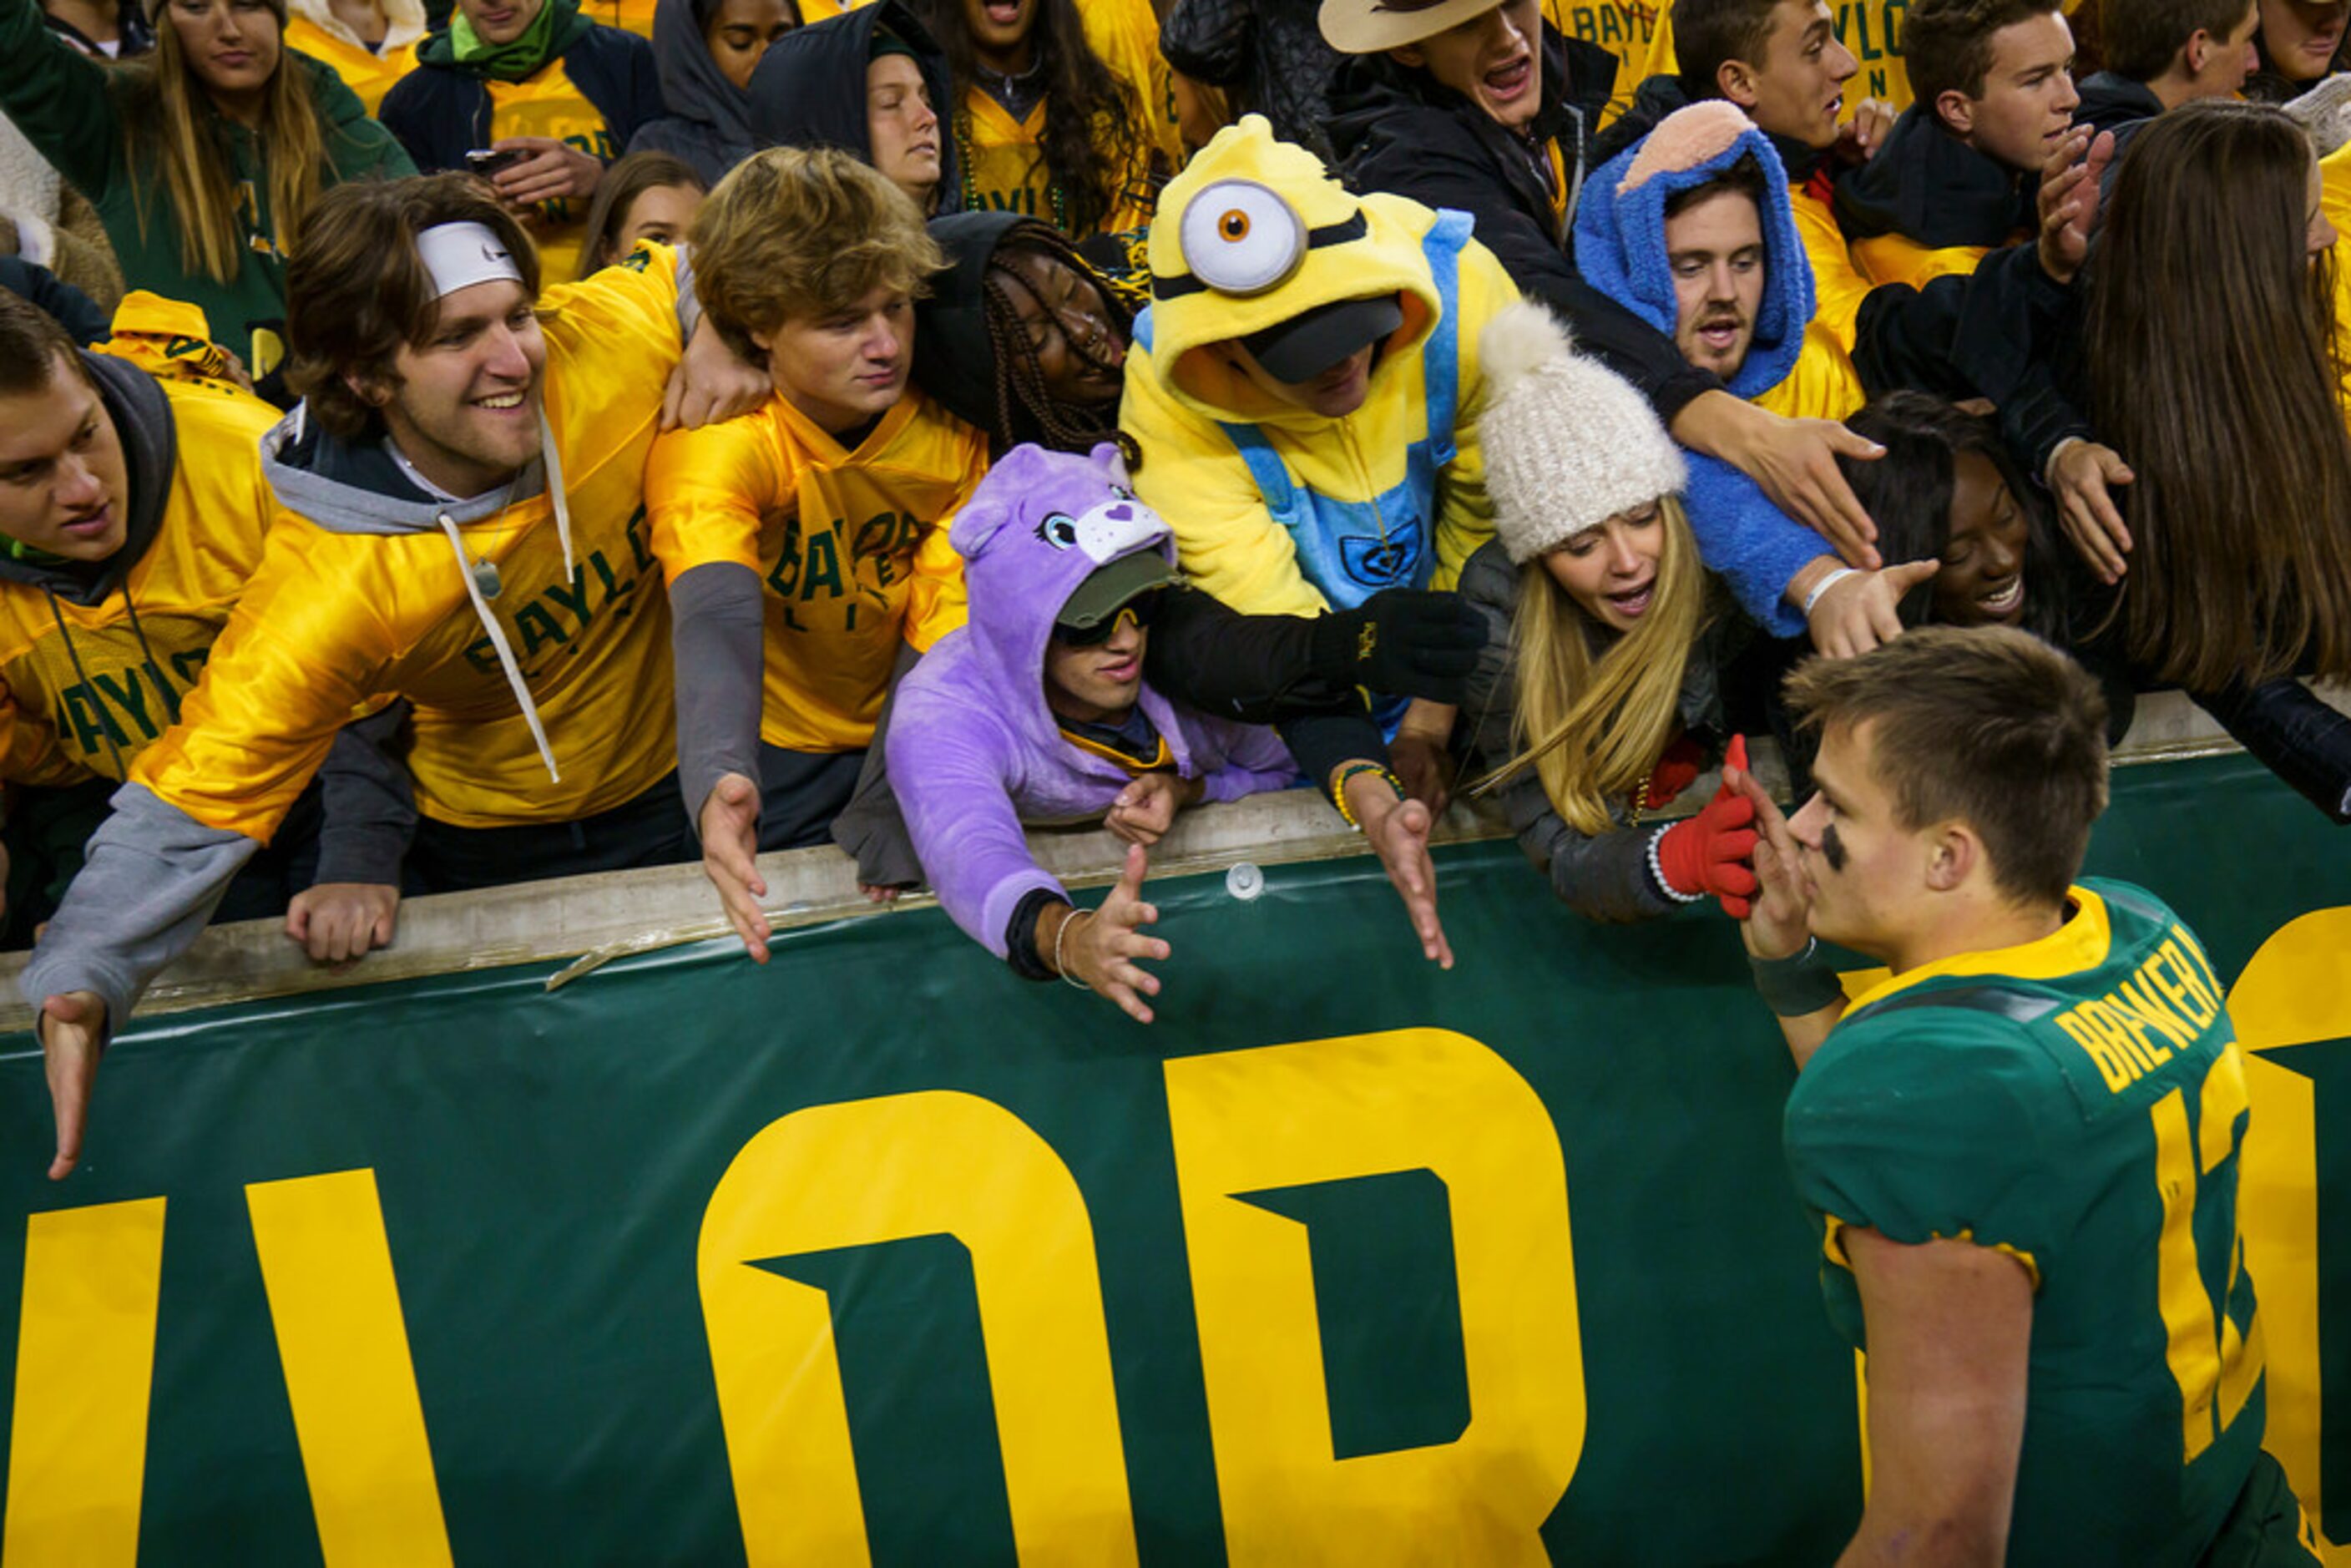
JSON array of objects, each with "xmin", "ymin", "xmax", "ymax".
[
  {"xmin": 698, "ymin": 1090, "xmax": 1137, "ymax": 1568},
  {"xmin": 2227, "ymin": 908, "xmax": 2351, "ymax": 1561},
  {"xmin": 245, "ymin": 1169, "xmax": 453, "ymax": 1568},
  {"xmin": 1163, "ymin": 1029, "xmax": 1584, "ymax": 1566},
  {"xmin": 3, "ymin": 1198, "xmax": 166, "ymax": 1568}
]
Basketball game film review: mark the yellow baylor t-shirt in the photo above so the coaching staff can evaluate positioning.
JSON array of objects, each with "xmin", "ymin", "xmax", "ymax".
[
  {"xmin": 646, "ymin": 389, "xmax": 987, "ymax": 754},
  {"xmin": 958, "ymin": 89, "xmax": 1158, "ymax": 238},
  {"xmin": 134, "ymin": 251, "xmax": 688, "ymax": 839},
  {"xmin": 0, "ymin": 372, "xmax": 281, "ymax": 791}
]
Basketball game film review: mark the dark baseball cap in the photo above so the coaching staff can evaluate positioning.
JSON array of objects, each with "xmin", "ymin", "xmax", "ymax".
[
  {"xmin": 1056, "ymin": 549, "xmax": 1184, "ymax": 632},
  {"xmin": 1241, "ymin": 294, "xmax": 1403, "ymax": 383}
]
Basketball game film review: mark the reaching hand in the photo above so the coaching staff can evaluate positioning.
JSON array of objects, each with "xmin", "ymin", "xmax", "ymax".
[
  {"xmin": 1316, "ymin": 589, "xmax": 1485, "ymax": 702},
  {"xmin": 1834, "ymin": 98, "xmax": 1898, "ymax": 164},
  {"xmin": 1347, "ymin": 771, "xmax": 1454, "ymax": 968},
  {"xmin": 2048, "ymin": 439, "xmax": 2135, "ymax": 584},
  {"xmin": 38, "ymin": 990, "xmax": 106, "ymax": 1181},
  {"xmin": 1725, "ymin": 766, "xmax": 1813, "ymax": 961},
  {"xmin": 662, "ymin": 317, "xmax": 772, "ymax": 432},
  {"xmin": 1806, "ymin": 560, "xmax": 1941, "ymax": 658},
  {"xmin": 1653, "ymin": 736, "xmax": 1761, "ymax": 916},
  {"xmin": 1105, "ymin": 771, "xmax": 1197, "ymax": 846},
  {"xmin": 2037, "ymin": 125, "xmax": 2113, "ymax": 287},
  {"xmin": 1388, "ymin": 698, "xmax": 1459, "ymax": 816},
  {"xmin": 1059, "ymin": 843, "xmax": 1170, "ymax": 1023},
  {"xmin": 1681, "ymin": 394, "xmax": 1886, "ymax": 568},
  {"xmin": 488, "ymin": 136, "xmax": 604, "ymax": 209},
  {"xmin": 285, "ymin": 883, "xmax": 401, "ymax": 965},
  {"xmin": 699, "ymin": 771, "xmax": 771, "ymax": 962}
]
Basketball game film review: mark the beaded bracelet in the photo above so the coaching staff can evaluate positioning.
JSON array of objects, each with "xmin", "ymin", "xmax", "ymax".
[
  {"xmin": 1645, "ymin": 824, "xmax": 1706, "ymax": 904},
  {"xmin": 1053, "ymin": 908, "xmax": 1094, "ymax": 989},
  {"xmin": 1330, "ymin": 761, "xmax": 1407, "ymax": 830}
]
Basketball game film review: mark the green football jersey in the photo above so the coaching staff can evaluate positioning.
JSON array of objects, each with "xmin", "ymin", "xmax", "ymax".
[{"xmin": 1785, "ymin": 878, "xmax": 2268, "ymax": 1566}]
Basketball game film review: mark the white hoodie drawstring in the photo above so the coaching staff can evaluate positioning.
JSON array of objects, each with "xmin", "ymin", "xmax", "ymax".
[
  {"xmin": 538, "ymin": 408, "xmax": 575, "ymax": 584},
  {"xmin": 436, "ymin": 509, "xmax": 561, "ymax": 784}
]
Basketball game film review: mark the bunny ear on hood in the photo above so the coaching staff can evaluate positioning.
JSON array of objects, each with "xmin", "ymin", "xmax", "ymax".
[{"xmin": 951, "ymin": 443, "xmax": 1181, "ymax": 738}]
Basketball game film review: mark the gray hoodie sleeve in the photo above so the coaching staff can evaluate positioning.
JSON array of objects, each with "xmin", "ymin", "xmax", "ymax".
[
  {"xmin": 18, "ymin": 784, "xmax": 260, "ymax": 1030},
  {"xmin": 311, "ymin": 701, "xmax": 417, "ymax": 888},
  {"xmin": 670, "ymin": 560, "xmax": 765, "ymax": 827}
]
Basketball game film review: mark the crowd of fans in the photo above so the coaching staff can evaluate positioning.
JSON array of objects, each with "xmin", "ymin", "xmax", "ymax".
[{"xmin": 2, "ymin": 0, "xmax": 2349, "ymax": 1125}]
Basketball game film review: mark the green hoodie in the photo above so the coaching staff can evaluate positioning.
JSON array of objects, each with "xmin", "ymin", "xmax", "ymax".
[{"xmin": 0, "ymin": 0, "xmax": 415, "ymax": 375}]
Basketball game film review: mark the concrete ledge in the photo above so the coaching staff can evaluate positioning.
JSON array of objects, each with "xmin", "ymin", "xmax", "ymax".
[{"xmin": 0, "ymin": 687, "xmax": 2266, "ymax": 1030}]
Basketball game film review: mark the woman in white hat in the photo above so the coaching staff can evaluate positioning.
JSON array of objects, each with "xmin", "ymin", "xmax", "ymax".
[{"xmin": 1462, "ymin": 296, "xmax": 1762, "ymax": 921}]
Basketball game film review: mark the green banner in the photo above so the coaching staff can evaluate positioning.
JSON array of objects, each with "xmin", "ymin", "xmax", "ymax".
[{"xmin": 0, "ymin": 751, "xmax": 2343, "ymax": 1565}]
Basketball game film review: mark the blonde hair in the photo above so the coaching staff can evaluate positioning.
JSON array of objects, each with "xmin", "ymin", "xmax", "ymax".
[
  {"xmin": 126, "ymin": 0, "xmax": 328, "ymax": 286},
  {"xmin": 1480, "ymin": 496, "xmax": 1709, "ymax": 836},
  {"xmin": 690, "ymin": 146, "xmax": 946, "ymax": 362}
]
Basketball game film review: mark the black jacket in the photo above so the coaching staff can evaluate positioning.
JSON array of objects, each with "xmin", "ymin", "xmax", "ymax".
[
  {"xmin": 380, "ymin": 11, "xmax": 663, "ymax": 175},
  {"xmin": 1328, "ymin": 35, "xmax": 1718, "ymax": 423},
  {"xmin": 1832, "ymin": 104, "xmax": 2034, "ymax": 248},
  {"xmin": 1160, "ymin": 0, "xmax": 1340, "ymax": 164},
  {"xmin": 743, "ymin": 0, "xmax": 960, "ymax": 207},
  {"xmin": 2072, "ymin": 71, "xmax": 2165, "ymax": 136}
]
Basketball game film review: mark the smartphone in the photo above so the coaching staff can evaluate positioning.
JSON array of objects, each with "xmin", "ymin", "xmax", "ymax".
[{"xmin": 465, "ymin": 148, "xmax": 524, "ymax": 178}]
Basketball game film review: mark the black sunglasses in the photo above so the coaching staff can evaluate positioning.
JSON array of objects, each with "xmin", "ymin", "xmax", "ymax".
[{"xmin": 1054, "ymin": 589, "xmax": 1165, "ymax": 646}]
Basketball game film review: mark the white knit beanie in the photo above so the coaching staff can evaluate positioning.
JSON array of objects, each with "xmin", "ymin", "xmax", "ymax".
[{"xmin": 1479, "ymin": 299, "xmax": 1686, "ymax": 564}]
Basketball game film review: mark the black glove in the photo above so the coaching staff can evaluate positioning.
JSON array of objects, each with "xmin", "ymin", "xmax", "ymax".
[{"xmin": 1308, "ymin": 589, "xmax": 1484, "ymax": 702}]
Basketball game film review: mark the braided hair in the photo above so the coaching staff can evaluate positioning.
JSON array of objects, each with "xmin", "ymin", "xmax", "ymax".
[{"xmin": 976, "ymin": 225, "xmax": 1136, "ymax": 463}]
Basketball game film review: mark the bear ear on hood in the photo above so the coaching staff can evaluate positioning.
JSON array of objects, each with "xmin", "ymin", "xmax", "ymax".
[
  {"xmin": 948, "ymin": 443, "xmax": 1055, "ymax": 560},
  {"xmin": 1088, "ymin": 440, "xmax": 1131, "ymax": 488}
]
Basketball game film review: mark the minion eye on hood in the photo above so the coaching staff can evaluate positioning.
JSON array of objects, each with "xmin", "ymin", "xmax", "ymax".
[{"xmin": 1155, "ymin": 179, "xmax": 1368, "ymax": 301}]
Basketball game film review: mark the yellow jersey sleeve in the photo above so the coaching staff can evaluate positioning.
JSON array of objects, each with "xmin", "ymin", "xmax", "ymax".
[
  {"xmin": 645, "ymin": 407, "xmax": 786, "ymax": 580},
  {"xmin": 1754, "ymin": 321, "xmax": 1868, "ymax": 422},
  {"xmin": 133, "ymin": 523, "xmax": 396, "ymax": 843},
  {"xmin": 902, "ymin": 453, "xmax": 984, "ymax": 652}
]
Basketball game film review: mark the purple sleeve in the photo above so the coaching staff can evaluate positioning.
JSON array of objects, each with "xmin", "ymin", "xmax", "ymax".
[
  {"xmin": 1189, "ymin": 716, "xmax": 1299, "ymax": 804},
  {"xmin": 887, "ymin": 676, "xmax": 1064, "ymax": 958}
]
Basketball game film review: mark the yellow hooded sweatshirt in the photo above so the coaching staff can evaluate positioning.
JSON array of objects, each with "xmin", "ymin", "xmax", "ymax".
[
  {"xmin": 131, "ymin": 245, "xmax": 688, "ymax": 841},
  {"xmin": 1119, "ymin": 116, "xmax": 1512, "ymax": 622},
  {"xmin": 645, "ymin": 387, "xmax": 987, "ymax": 753},
  {"xmin": 0, "ymin": 335, "xmax": 281, "ymax": 791}
]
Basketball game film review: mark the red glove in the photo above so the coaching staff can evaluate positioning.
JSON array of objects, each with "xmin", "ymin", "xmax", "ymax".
[
  {"xmin": 1642, "ymin": 731, "xmax": 1706, "ymax": 810},
  {"xmin": 1654, "ymin": 736, "xmax": 1761, "ymax": 916}
]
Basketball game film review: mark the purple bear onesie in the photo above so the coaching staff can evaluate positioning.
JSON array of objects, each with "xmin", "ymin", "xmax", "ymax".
[{"xmin": 888, "ymin": 444, "xmax": 1297, "ymax": 957}]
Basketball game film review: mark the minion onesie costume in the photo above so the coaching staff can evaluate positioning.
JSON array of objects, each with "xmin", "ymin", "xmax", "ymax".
[{"xmin": 1119, "ymin": 116, "xmax": 1511, "ymax": 677}]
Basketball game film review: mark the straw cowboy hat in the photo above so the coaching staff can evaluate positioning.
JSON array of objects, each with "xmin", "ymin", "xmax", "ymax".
[{"xmin": 1318, "ymin": 0, "xmax": 1514, "ymax": 55}]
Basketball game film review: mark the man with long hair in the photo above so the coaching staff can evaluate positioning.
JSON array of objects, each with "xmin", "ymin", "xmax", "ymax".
[
  {"xmin": 1731, "ymin": 626, "xmax": 2321, "ymax": 1565},
  {"xmin": 19, "ymin": 173, "xmax": 766, "ymax": 1182}
]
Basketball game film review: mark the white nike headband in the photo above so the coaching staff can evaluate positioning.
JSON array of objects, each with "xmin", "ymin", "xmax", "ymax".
[{"xmin": 415, "ymin": 221, "xmax": 525, "ymax": 300}]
